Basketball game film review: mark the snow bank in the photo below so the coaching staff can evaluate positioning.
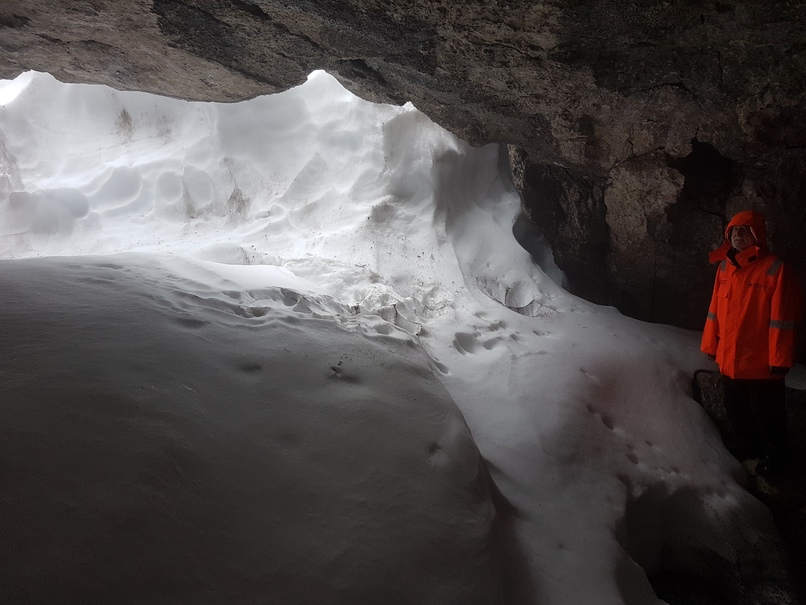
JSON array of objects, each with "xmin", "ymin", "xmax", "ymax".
[{"xmin": 0, "ymin": 255, "xmax": 503, "ymax": 604}]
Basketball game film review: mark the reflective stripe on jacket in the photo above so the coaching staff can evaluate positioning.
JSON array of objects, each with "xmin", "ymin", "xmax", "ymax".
[{"xmin": 701, "ymin": 211, "xmax": 801, "ymax": 379}]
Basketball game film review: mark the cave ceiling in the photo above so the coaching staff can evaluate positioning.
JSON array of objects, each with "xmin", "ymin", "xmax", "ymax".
[{"xmin": 2, "ymin": 0, "xmax": 805, "ymax": 331}]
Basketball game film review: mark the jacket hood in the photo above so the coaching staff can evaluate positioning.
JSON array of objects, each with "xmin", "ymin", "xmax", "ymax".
[{"xmin": 708, "ymin": 210, "xmax": 768, "ymax": 263}]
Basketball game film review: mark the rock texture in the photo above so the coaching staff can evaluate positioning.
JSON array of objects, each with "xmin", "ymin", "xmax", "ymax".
[
  {"xmin": 1, "ymin": 0, "xmax": 805, "ymax": 335},
  {"xmin": 693, "ymin": 370, "xmax": 806, "ymax": 604}
]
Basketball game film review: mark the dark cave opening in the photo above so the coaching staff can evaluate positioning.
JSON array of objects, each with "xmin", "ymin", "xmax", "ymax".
[
  {"xmin": 665, "ymin": 138, "xmax": 742, "ymax": 225},
  {"xmin": 644, "ymin": 139, "xmax": 744, "ymax": 329}
]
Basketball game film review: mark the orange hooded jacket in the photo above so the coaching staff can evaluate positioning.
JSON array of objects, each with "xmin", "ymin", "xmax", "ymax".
[{"xmin": 701, "ymin": 210, "xmax": 801, "ymax": 379}]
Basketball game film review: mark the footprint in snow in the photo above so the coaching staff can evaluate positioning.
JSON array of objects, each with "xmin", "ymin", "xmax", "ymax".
[{"xmin": 453, "ymin": 332, "xmax": 478, "ymax": 354}]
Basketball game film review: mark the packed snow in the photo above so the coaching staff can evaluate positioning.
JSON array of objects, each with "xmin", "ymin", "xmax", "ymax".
[{"xmin": 0, "ymin": 71, "xmax": 791, "ymax": 604}]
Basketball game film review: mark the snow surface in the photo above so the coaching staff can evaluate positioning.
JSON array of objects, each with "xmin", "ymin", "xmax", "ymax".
[{"xmin": 0, "ymin": 71, "xmax": 788, "ymax": 604}]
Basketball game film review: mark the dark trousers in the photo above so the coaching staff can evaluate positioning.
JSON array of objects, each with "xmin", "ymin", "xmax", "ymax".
[{"xmin": 722, "ymin": 376, "xmax": 788, "ymax": 461}]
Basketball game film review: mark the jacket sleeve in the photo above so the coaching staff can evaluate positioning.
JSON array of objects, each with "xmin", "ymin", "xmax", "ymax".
[
  {"xmin": 769, "ymin": 261, "xmax": 802, "ymax": 368},
  {"xmin": 701, "ymin": 269, "xmax": 721, "ymax": 356}
]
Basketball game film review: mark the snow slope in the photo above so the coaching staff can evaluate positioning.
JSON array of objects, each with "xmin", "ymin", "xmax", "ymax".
[{"xmin": 0, "ymin": 71, "xmax": 789, "ymax": 604}]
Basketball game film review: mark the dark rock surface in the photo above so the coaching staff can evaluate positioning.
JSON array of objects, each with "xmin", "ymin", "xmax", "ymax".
[
  {"xmin": 1, "ymin": 0, "xmax": 805, "ymax": 333},
  {"xmin": 693, "ymin": 370, "xmax": 806, "ymax": 605}
]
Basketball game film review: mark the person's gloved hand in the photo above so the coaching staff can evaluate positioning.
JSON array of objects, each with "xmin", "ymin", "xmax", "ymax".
[{"xmin": 770, "ymin": 366, "xmax": 790, "ymax": 375}]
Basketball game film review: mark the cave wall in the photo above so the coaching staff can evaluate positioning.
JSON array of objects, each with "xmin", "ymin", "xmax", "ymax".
[{"xmin": 1, "ymin": 0, "xmax": 805, "ymax": 334}]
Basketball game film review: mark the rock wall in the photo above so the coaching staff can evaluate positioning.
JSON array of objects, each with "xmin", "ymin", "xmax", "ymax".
[{"xmin": 1, "ymin": 0, "xmax": 805, "ymax": 333}]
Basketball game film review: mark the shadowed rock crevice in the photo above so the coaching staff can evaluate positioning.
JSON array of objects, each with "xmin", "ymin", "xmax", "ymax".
[
  {"xmin": 615, "ymin": 480, "xmax": 803, "ymax": 605},
  {"xmin": 652, "ymin": 140, "xmax": 742, "ymax": 328},
  {"xmin": 693, "ymin": 371, "xmax": 806, "ymax": 603},
  {"xmin": 666, "ymin": 139, "xmax": 741, "ymax": 219},
  {"xmin": 0, "ymin": 14, "xmax": 31, "ymax": 28},
  {"xmin": 511, "ymin": 147, "xmax": 613, "ymax": 307}
]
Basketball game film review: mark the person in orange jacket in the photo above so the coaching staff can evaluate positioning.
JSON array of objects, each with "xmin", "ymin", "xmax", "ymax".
[{"xmin": 701, "ymin": 209, "xmax": 802, "ymax": 477}]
